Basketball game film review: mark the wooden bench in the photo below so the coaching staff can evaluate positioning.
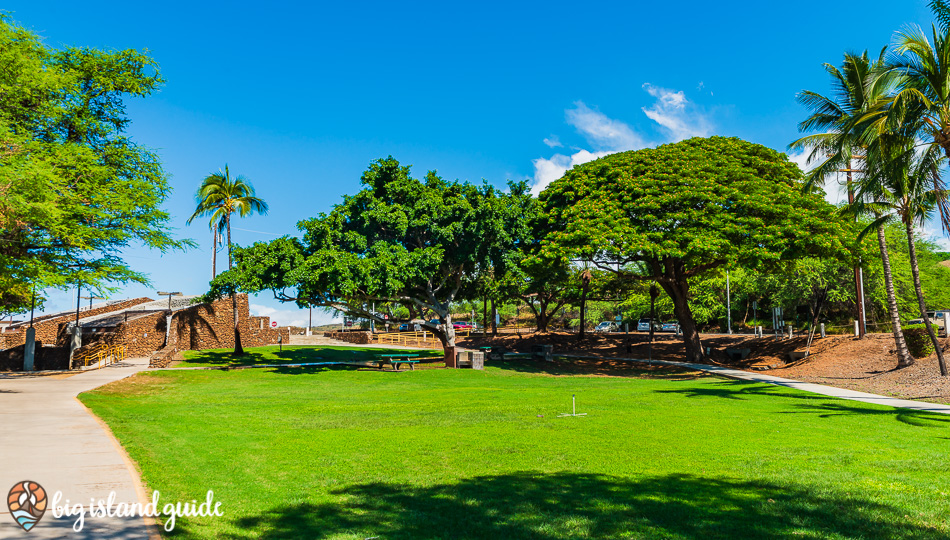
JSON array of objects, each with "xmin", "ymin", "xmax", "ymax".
[{"xmin": 375, "ymin": 354, "xmax": 421, "ymax": 370}]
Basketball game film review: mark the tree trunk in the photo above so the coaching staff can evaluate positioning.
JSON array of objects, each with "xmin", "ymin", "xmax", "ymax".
[
  {"xmin": 661, "ymin": 279, "xmax": 704, "ymax": 363},
  {"xmin": 211, "ymin": 228, "xmax": 217, "ymax": 280},
  {"xmin": 877, "ymin": 226, "xmax": 912, "ymax": 367},
  {"xmin": 579, "ymin": 277, "xmax": 589, "ymax": 338},
  {"xmin": 227, "ymin": 214, "xmax": 244, "ymax": 356},
  {"xmin": 433, "ymin": 311, "xmax": 456, "ymax": 367},
  {"xmin": 904, "ymin": 220, "xmax": 947, "ymax": 375},
  {"xmin": 490, "ymin": 298, "xmax": 497, "ymax": 336},
  {"xmin": 809, "ymin": 288, "xmax": 828, "ymax": 336},
  {"xmin": 482, "ymin": 296, "xmax": 488, "ymax": 333}
]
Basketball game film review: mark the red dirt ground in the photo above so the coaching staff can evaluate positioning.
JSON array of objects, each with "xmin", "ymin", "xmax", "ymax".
[{"xmin": 458, "ymin": 331, "xmax": 950, "ymax": 404}]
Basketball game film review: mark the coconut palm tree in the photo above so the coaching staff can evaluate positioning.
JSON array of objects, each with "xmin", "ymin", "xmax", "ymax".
[
  {"xmin": 853, "ymin": 133, "xmax": 950, "ymax": 374},
  {"xmin": 187, "ymin": 165, "xmax": 268, "ymax": 355},
  {"xmin": 889, "ymin": 22, "xmax": 950, "ymax": 159},
  {"xmin": 790, "ymin": 50, "xmax": 915, "ymax": 368}
]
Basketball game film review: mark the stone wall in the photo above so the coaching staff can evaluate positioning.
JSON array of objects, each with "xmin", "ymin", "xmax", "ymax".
[
  {"xmin": 170, "ymin": 294, "xmax": 287, "ymax": 351},
  {"xmin": 1, "ymin": 294, "xmax": 288, "ymax": 370},
  {"xmin": 0, "ymin": 297, "xmax": 152, "ymax": 350},
  {"xmin": 0, "ymin": 343, "xmax": 69, "ymax": 371},
  {"xmin": 149, "ymin": 347, "xmax": 184, "ymax": 368},
  {"xmin": 325, "ymin": 331, "xmax": 372, "ymax": 344}
]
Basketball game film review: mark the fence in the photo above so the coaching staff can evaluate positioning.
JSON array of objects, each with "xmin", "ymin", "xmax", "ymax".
[{"xmin": 374, "ymin": 329, "xmax": 471, "ymax": 348}]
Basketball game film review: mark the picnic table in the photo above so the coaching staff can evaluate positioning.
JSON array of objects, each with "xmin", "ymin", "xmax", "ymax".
[{"xmin": 374, "ymin": 354, "xmax": 420, "ymax": 370}]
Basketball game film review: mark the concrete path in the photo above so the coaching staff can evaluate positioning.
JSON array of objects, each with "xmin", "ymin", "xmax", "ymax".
[
  {"xmin": 0, "ymin": 359, "xmax": 159, "ymax": 539},
  {"xmin": 559, "ymin": 354, "xmax": 950, "ymax": 415}
]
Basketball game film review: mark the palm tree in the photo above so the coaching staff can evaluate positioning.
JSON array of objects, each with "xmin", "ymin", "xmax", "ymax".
[
  {"xmin": 187, "ymin": 165, "xmax": 268, "ymax": 355},
  {"xmin": 790, "ymin": 51, "xmax": 914, "ymax": 368},
  {"xmin": 853, "ymin": 133, "xmax": 950, "ymax": 374}
]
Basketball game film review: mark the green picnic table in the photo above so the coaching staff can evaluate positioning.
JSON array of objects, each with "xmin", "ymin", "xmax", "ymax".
[{"xmin": 375, "ymin": 354, "xmax": 421, "ymax": 370}]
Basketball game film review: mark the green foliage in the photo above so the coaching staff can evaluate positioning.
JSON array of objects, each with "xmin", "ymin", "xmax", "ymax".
[
  {"xmin": 540, "ymin": 137, "xmax": 853, "ymax": 358},
  {"xmin": 903, "ymin": 324, "xmax": 935, "ymax": 358},
  {"xmin": 210, "ymin": 157, "xmax": 531, "ymax": 346},
  {"xmin": 0, "ymin": 15, "xmax": 188, "ymax": 314}
]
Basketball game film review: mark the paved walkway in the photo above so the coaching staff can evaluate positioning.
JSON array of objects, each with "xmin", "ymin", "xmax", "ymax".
[
  {"xmin": 0, "ymin": 359, "xmax": 158, "ymax": 539},
  {"xmin": 559, "ymin": 354, "xmax": 950, "ymax": 415}
]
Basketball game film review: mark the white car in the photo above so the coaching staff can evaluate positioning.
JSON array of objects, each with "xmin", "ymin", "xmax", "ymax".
[
  {"xmin": 594, "ymin": 321, "xmax": 620, "ymax": 333},
  {"xmin": 637, "ymin": 318, "xmax": 653, "ymax": 332}
]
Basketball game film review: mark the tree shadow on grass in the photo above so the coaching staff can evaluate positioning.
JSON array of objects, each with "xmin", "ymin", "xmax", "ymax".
[
  {"xmin": 200, "ymin": 472, "xmax": 943, "ymax": 539},
  {"xmin": 179, "ymin": 346, "xmax": 427, "ymax": 367},
  {"xmin": 655, "ymin": 379, "xmax": 950, "ymax": 427}
]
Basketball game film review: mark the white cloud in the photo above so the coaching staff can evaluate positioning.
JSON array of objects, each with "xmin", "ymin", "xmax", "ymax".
[
  {"xmin": 920, "ymin": 225, "xmax": 950, "ymax": 251},
  {"xmin": 566, "ymin": 101, "xmax": 646, "ymax": 151},
  {"xmin": 543, "ymin": 135, "xmax": 562, "ymax": 148},
  {"xmin": 641, "ymin": 83, "xmax": 711, "ymax": 141},
  {"xmin": 530, "ymin": 150, "xmax": 613, "ymax": 196},
  {"xmin": 529, "ymin": 85, "xmax": 713, "ymax": 195},
  {"xmin": 786, "ymin": 149, "xmax": 852, "ymax": 206}
]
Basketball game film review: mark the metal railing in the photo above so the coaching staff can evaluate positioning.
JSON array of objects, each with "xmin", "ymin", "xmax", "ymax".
[{"xmin": 73, "ymin": 343, "xmax": 127, "ymax": 369}]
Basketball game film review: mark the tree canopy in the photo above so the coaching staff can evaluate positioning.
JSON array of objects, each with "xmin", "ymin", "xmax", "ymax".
[
  {"xmin": 208, "ymin": 156, "xmax": 531, "ymax": 352},
  {"xmin": 0, "ymin": 15, "xmax": 188, "ymax": 315},
  {"xmin": 539, "ymin": 136, "xmax": 855, "ymax": 361}
]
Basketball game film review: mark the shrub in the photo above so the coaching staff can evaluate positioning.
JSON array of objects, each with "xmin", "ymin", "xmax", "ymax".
[{"xmin": 903, "ymin": 324, "xmax": 935, "ymax": 358}]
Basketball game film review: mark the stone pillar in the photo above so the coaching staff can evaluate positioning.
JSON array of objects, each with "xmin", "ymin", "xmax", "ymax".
[
  {"xmin": 68, "ymin": 326, "xmax": 81, "ymax": 369},
  {"xmin": 23, "ymin": 327, "xmax": 36, "ymax": 371}
]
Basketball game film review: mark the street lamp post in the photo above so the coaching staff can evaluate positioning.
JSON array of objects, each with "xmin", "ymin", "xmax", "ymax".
[{"xmin": 156, "ymin": 291, "xmax": 183, "ymax": 310}]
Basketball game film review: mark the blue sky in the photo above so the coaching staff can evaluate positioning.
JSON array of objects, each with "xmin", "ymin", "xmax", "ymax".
[{"xmin": 8, "ymin": 1, "xmax": 940, "ymax": 325}]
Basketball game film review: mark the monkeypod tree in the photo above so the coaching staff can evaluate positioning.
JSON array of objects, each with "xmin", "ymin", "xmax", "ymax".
[
  {"xmin": 208, "ymin": 157, "xmax": 531, "ymax": 358},
  {"xmin": 0, "ymin": 16, "xmax": 187, "ymax": 314},
  {"xmin": 539, "ymin": 136, "xmax": 852, "ymax": 363}
]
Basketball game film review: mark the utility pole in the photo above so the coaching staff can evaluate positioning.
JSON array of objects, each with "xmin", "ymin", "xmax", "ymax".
[{"xmin": 841, "ymin": 158, "xmax": 867, "ymax": 338}]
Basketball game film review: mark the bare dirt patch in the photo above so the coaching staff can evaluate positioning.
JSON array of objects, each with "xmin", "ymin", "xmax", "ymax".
[{"xmin": 458, "ymin": 331, "xmax": 950, "ymax": 404}]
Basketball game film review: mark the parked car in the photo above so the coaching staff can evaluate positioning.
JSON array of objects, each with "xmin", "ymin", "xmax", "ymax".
[
  {"xmin": 594, "ymin": 321, "xmax": 620, "ymax": 333},
  {"xmin": 453, "ymin": 321, "xmax": 475, "ymax": 329},
  {"xmin": 659, "ymin": 321, "xmax": 679, "ymax": 333},
  {"xmin": 637, "ymin": 318, "xmax": 653, "ymax": 332}
]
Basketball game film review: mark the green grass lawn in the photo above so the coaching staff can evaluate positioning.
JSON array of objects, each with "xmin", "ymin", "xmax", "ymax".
[
  {"xmin": 81, "ymin": 348, "xmax": 950, "ymax": 539},
  {"xmin": 178, "ymin": 345, "xmax": 439, "ymax": 367}
]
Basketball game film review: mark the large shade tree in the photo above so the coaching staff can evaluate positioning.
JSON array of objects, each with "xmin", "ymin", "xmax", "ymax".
[
  {"xmin": 539, "ymin": 137, "xmax": 854, "ymax": 363},
  {"xmin": 207, "ymin": 157, "xmax": 530, "ymax": 359},
  {"xmin": 0, "ymin": 16, "xmax": 188, "ymax": 315}
]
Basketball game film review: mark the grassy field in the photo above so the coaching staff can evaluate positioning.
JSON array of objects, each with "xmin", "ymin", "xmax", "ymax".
[
  {"xmin": 177, "ymin": 345, "xmax": 441, "ymax": 367},
  {"xmin": 81, "ymin": 348, "xmax": 950, "ymax": 539}
]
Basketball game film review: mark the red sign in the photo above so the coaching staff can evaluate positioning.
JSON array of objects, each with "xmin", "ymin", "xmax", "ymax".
[{"xmin": 271, "ymin": 321, "xmax": 277, "ymax": 328}]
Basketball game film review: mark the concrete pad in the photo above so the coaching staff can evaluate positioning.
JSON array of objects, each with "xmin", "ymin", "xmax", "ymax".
[{"xmin": 0, "ymin": 359, "xmax": 160, "ymax": 539}]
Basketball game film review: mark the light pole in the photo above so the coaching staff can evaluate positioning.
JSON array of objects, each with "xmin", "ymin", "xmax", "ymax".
[
  {"xmin": 80, "ymin": 294, "xmax": 106, "ymax": 311},
  {"xmin": 156, "ymin": 291, "xmax": 182, "ymax": 310}
]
